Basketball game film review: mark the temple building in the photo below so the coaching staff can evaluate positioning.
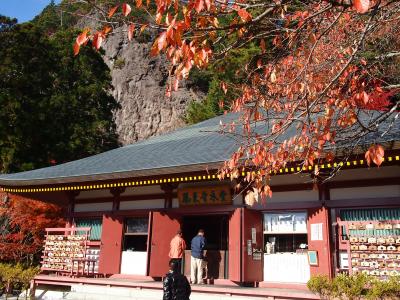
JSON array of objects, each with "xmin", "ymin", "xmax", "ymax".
[{"xmin": 0, "ymin": 112, "xmax": 399, "ymax": 297}]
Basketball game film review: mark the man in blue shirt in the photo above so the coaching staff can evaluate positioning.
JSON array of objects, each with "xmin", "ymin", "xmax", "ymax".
[{"xmin": 190, "ymin": 229, "xmax": 206, "ymax": 284}]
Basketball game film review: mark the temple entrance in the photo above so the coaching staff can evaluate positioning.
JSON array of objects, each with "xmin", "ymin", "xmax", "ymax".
[{"xmin": 182, "ymin": 215, "xmax": 228, "ymax": 281}]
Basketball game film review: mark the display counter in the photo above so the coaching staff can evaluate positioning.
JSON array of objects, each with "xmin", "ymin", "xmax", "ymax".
[
  {"xmin": 120, "ymin": 251, "xmax": 147, "ymax": 275},
  {"xmin": 263, "ymin": 253, "xmax": 310, "ymax": 283}
]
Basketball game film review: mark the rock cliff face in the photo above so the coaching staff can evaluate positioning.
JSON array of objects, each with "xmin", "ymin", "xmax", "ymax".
[{"xmin": 99, "ymin": 27, "xmax": 202, "ymax": 145}]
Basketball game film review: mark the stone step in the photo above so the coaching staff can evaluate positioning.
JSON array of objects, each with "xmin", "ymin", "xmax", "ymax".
[{"xmin": 35, "ymin": 285, "xmax": 283, "ymax": 300}]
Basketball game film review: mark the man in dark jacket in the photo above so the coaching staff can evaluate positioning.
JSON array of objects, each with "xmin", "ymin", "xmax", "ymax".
[
  {"xmin": 163, "ymin": 259, "xmax": 191, "ymax": 300},
  {"xmin": 190, "ymin": 229, "xmax": 206, "ymax": 284}
]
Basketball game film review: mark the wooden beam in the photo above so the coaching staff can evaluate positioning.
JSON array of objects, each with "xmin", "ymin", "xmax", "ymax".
[
  {"xmin": 326, "ymin": 197, "xmax": 400, "ymax": 208},
  {"xmin": 74, "ymin": 192, "xmax": 177, "ymax": 204},
  {"xmin": 326, "ymin": 177, "xmax": 400, "ymax": 189}
]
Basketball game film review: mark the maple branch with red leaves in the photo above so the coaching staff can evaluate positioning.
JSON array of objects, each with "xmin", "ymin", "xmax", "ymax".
[{"xmin": 71, "ymin": 0, "xmax": 400, "ymax": 203}]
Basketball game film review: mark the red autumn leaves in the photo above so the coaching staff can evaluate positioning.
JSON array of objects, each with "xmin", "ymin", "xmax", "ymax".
[
  {"xmin": 72, "ymin": 0, "xmax": 394, "ymax": 192},
  {"xmin": 73, "ymin": 28, "xmax": 106, "ymax": 56},
  {"xmin": 365, "ymin": 144, "xmax": 385, "ymax": 167},
  {"xmin": 353, "ymin": 0, "xmax": 370, "ymax": 14},
  {"xmin": 73, "ymin": 3, "xmax": 137, "ymax": 55}
]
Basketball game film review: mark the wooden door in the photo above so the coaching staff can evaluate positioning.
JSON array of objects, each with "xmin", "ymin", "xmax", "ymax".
[
  {"xmin": 228, "ymin": 208, "xmax": 242, "ymax": 282},
  {"xmin": 242, "ymin": 208, "xmax": 263, "ymax": 282},
  {"xmin": 148, "ymin": 212, "xmax": 181, "ymax": 277},
  {"xmin": 98, "ymin": 214, "xmax": 123, "ymax": 274}
]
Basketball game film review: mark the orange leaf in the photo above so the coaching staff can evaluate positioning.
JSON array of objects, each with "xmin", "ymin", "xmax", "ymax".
[
  {"xmin": 365, "ymin": 144, "xmax": 385, "ymax": 167},
  {"xmin": 122, "ymin": 3, "xmax": 132, "ymax": 16},
  {"xmin": 76, "ymin": 30, "xmax": 89, "ymax": 46},
  {"xmin": 353, "ymin": 0, "xmax": 370, "ymax": 13},
  {"xmin": 237, "ymin": 9, "xmax": 252, "ymax": 22},
  {"xmin": 173, "ymin": 78, "xmax": 179, "ymax": 91},
  {"xmin": 73, "ymin": 42, "xmax": 80, "ymax": 56},
  {"xmin": 92, "ymin": 32, "xmax": 104, "ymax": 50},
  {"xmin": 156, "ymin": 12, "xmax": 163, "ymax": 24},
  {"xmin": 103, "ymin": 26, "xmax": 112, "ymax": 35},
  {"xmin": 139, "ymin": 24, "xmax": 148, "ymax": 34},
  {"xmin": 136, "ymin": 0, "xmax": 143, "ymax": 8},
  {"xmin": 270, "ymin": 70, "xmax": 277, "ymax": 83},
  {"xmin": 108, "ymin": 5, "xmax": 119, "ymax": 18},
  {"xmin": 194, "ymin": 0, "xmax": 204, "ymax": 13},
  {"xmin": 204, "ymin": 0, "xmax": 211, "ymax": 11},
  {"xmin": 128, "ymin": 24, "xmax": 135, "ymax": 41},
  {"xmin": 157, "ymin": 31, "xmax": 167, "ymax": 51},
  {"xmin": 363, "ymin": 91, "xmax": 369, "ymax": 105}
]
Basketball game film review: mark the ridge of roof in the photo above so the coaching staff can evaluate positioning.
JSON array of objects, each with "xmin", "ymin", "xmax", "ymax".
[{"xmin": 0, "ymin": 110, "xmax": 398, "ymax": 186}]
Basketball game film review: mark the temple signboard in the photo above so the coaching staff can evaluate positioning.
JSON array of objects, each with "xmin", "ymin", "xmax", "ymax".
[{"xmin": 178, "ymin": 185, "xmax": 232, "ymax": 206}]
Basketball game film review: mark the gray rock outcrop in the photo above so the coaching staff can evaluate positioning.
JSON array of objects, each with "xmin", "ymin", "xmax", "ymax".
[{"xmin": 99, "ymin": 26, "xmax": 202, "ymax": 145}]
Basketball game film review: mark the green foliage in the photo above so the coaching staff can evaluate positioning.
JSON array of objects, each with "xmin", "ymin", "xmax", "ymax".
[
  {"xmin": 114, "ymin": 57, "xmax": 126, "ymax": 69},
  {"xmin": 0, "ymin": 263, "xmax": 40, "ymax": 299},
  {"xmin": 185, "ymin": 44, "xmax": 260, "ymax": 124},
  {"xmin": 0, "ymin": 15, "xmax": 17, "ymax": 32},
  {"xmin": 0, "ymin": 22, "xmax": 119, "ymax": 173},
  {"xmin": 334, "ymin": 273, "xmax": 369, "ymax": 300},
  {"xmin": 307, "ymin": 275, "xmax": 338, "ymax": 300},
  {"xmin": 308, "ymin": 274, "xmax": 400, "ymax": 300},
  {"xmin": 366, "ymin": 277, "xmax": 400, "ymax": 300}
]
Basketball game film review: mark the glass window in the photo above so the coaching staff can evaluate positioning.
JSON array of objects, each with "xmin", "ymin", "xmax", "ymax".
[
  {"xmin": 75, "ymin": 218, "xmax": 103, "ymax": 240},
  {"xmin": 264, "ymin": 212, "xmax": 307, "ymax": 234},
  {"xmin": 123, "ymin": 217, "xmax": 149, "ymax": 252},
  {"xmin": 265, "ymin": 234, "xmax": 308, "ymax": 253},
  {"xmin": 125, "ymin": 218, "xmax": 148, "ymax": 234},
  {"xmin": 264, "ymin": 212, "xmax": 308, "ymax": 254}
]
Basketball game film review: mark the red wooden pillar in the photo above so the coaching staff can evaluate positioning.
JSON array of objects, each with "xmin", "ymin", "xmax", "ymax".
[
  {"xmin": 241, "ymin": 208, "xmax": 263, "ymax": 283},
  {"xmin": 98, "ymin": 214, "xmax": 124, "ymax": 275},
  {"xmin": 307, "ymin": 206, "xmax": 333, "ymax": 278},
  {"xmin": 228, "ymin": 207, "xmax": 263, "ymax": 283},
  {"xmin": 228, "ymin": 208, "xmax": 242, "ymax": 282},
  {"xmin": 148, "ymin": 212, "xmax": 181, "ymax": 277}
]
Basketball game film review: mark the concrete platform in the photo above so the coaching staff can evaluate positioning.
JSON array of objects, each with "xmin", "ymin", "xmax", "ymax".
[{"xmin": 33, "ymin": 275, "xmax": 319, "ymax": 300}]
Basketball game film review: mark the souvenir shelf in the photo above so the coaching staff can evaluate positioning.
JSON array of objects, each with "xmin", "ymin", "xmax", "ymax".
[
  {"xmin": 342, "ymin": 221, "xmax": 400, "ymax": 279},
  {"xmin": 41, "ymin": 227, "xmax": 98, "ymax": 276}
]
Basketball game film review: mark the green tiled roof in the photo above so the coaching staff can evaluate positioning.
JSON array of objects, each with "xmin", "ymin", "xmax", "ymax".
[{"xmin": 0, "ymin": 110, "xmax": 398, "ymax": 186}]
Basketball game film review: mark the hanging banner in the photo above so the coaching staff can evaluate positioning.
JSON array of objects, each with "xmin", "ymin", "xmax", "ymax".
[{"xmin": 178, "ymin": 185, "xmax": 232, "ymax": 206}]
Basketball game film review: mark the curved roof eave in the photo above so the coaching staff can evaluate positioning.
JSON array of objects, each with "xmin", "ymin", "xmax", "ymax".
[{"xmin": 0, "ymin": 161, "xmax": 226, "ymax": 187}]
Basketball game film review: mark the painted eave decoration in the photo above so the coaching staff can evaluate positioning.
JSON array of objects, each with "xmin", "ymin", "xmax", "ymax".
[{"xmin": 1, "ymin": 155, "xmax": 399, "ymax": 194}]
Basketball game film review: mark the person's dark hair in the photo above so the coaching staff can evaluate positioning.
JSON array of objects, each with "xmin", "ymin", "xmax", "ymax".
[
  {"xmin": 177, "ymin": 229, "xmax": 182, "ymax": 235},
  {"xmin": 169, "ymin": 259, "xmax": 178, "ymax": 271},
  {"xmin": 198, "ymin": 229, "xmax": 204, "ymax": 234}
]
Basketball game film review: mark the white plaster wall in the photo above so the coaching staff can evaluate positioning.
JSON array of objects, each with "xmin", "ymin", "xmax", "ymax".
[
  {"xmin": 75, "ymin": 185, "xmax": 164, "ymax": 200},
  {"xmin": 123, "ymin": 185, "xmax": 163, "ymax": 196},
  {"xmin": 172, "ymin": 198, "xmax": 179, "ymax": 208},
  {"xmin": 76, "ymin": 189, "xmax": 112, "ymax": 200},
  {"xmin": 330, "ymin": 185, "xmax": 400, "ymax": 200},
  {"xmin": 269, "ymin": 173, "xmax": 313, "ymax": 185},
  {"xmin": 119, "ymin": 199, "xmax": 164, "ymax": 210},
  {"xmin": 268, "ymin": 190, "xmax": 319, "ymax": 203},
  {"xmin": 178, "ymin": 180, "xmax": 231, "ymax": 189},
  {"xmin": 332, "ymin": 166, "xmax": 400, "ymax": 181},
  {"xmin": 74, "ymin": 202, "xmax": 112, "ymax": 212}
]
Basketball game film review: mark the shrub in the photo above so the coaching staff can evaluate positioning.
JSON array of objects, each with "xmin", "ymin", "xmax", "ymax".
[
  {"xmin": 308, "ymin": 274, "xmax": 400, "ymax": 300},
  {"xmin": 18, "ymin": 266, "xmax": 40, "ymax": 300},
  {"xmin": 334, "ymin": 273, "xmax": 369, "ymax": 300},
  {"xmin": 307, "ymin": 275, "xmax": 337, "ymax": 300},
  {"xmin": 0, "ymin": 263, "xmax": 40, "ymax": 299},
  {"xmin": 367, "ymin": 276, "xmax": 400, "ymax": 300}
]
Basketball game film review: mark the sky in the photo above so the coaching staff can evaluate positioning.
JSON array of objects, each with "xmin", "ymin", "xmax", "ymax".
[{"xmin": 0, "ymin": 0, "xmax": 61, "ymax": 23}]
